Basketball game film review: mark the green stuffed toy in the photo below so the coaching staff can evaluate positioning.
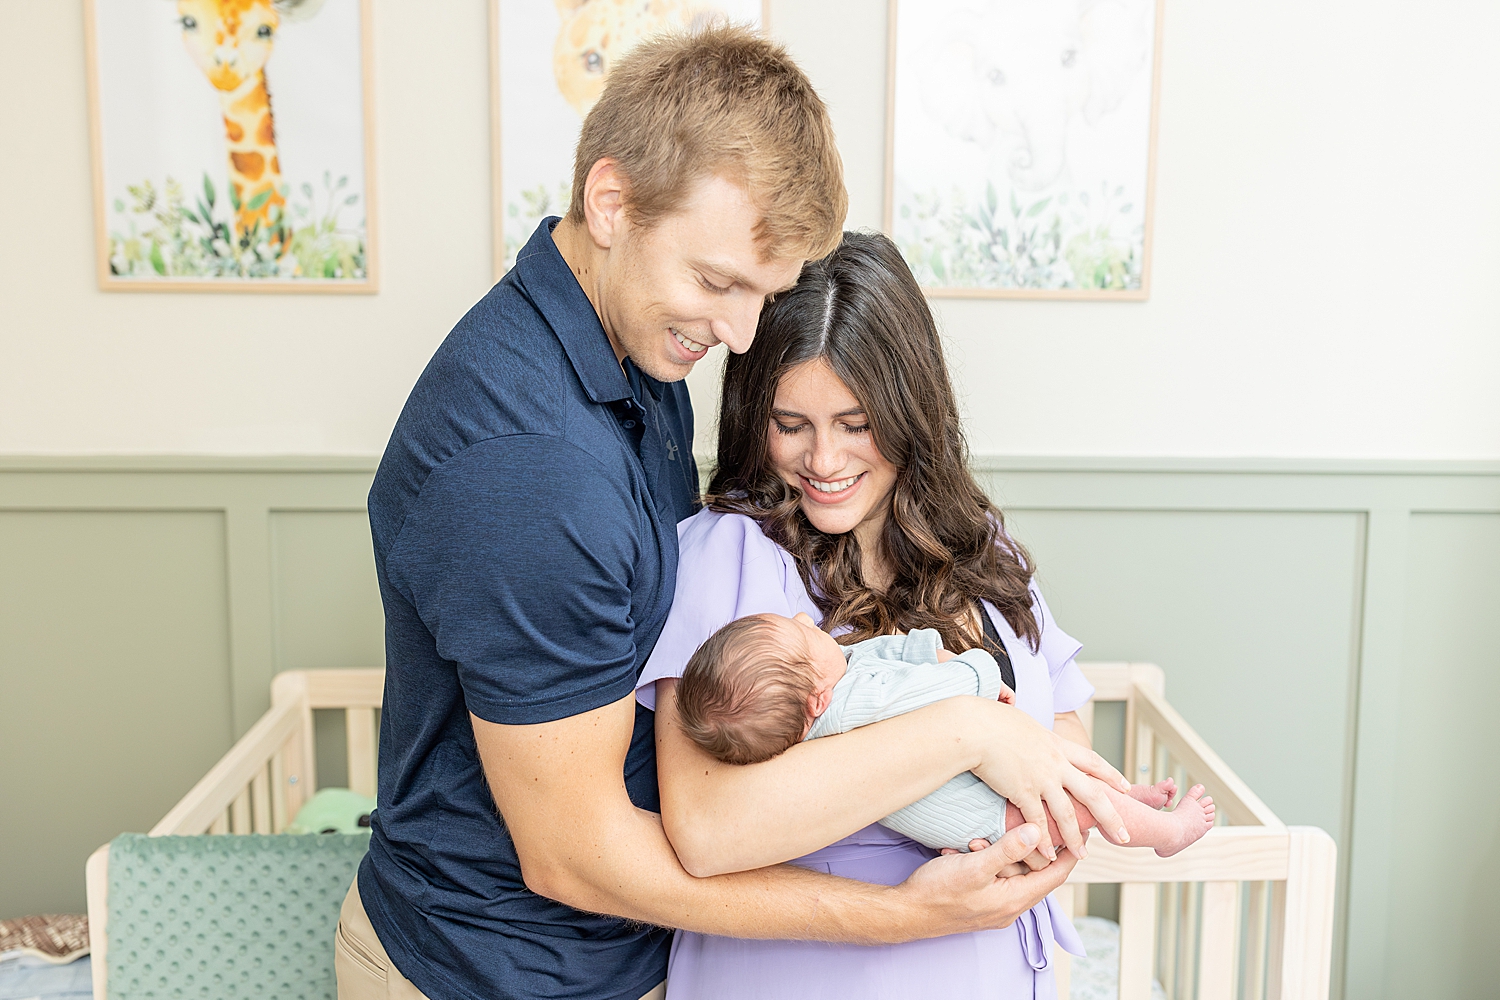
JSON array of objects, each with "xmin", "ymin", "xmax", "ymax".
[{"xmin": 286, "ymin": 787, "xmax": 377, "ymax": 835}]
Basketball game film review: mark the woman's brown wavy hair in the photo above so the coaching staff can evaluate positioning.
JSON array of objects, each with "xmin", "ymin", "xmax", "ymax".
[{"xmin": 704, "ymin": 231, "xmax": 1041, "ymax": 653}]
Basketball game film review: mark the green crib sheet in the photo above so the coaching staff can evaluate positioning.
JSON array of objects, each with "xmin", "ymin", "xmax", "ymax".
[{"xmin": 106, "ymin": 832, "xmax": 370, "ymax": 1000}]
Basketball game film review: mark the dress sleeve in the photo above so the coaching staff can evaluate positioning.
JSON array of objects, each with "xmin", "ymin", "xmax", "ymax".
[
  {"xmin": 635, "ymin": 511, "xmax": 820, "ymax": 710},
  {"xmin": 1033, "ymin": 585, "xmax": 1094, "ymax": 714}
]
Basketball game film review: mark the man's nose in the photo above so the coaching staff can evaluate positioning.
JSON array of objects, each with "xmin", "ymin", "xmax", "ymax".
[{"xmin": 712, "ymin": 292, "xmax": 765, "ymax": 354}]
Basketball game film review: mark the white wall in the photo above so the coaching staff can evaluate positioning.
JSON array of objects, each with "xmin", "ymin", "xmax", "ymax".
[{"xmin": 2, "ymin": 0, "xmax": 1497, "ymax": 458}]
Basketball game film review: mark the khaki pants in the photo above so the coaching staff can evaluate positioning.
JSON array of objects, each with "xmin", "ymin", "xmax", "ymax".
[{"xmin": 335, "ymin": 879, "xmax": 666, "ymax": 1000}]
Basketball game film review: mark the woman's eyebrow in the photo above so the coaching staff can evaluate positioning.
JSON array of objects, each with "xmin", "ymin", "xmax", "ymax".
[{"xmin": 771, "ymin": 407, "xmax": 866, "ymax": 419}]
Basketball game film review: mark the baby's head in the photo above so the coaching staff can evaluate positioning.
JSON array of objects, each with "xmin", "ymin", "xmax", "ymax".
[{"xmin": 677, "ymin": 612, "xmax": 849, "ymax": 766}]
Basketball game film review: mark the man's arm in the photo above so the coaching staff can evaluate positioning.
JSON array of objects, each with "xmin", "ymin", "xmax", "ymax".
[{"xmin": 472, "ymin": 694, "xmax": 1070, "ymax": 943}]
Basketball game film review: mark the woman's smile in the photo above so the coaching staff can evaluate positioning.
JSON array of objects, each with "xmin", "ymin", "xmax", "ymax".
[{"xmin": 799, "ymin": 471, "xmax": 866, "ymax": 503}]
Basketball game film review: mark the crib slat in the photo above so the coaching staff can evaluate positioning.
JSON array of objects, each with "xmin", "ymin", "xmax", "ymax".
[
  {"xmin": 231, "ymin": 786, "xmax": 251, "ymax": 835},
  {"xmin": 1198, "ymin": 881, "xmax": 1240, "ymax": 1000},
  {"xmin": 252, "ymin": 766, "xmax": 272, "ymax": 833},
  {"xmin": 271, "ymin": 749, "xmax": 289, "ymax": 833},
  {"xmin": 1119, "ymin": 882, "xmax": 1157, "ymax": 1000},
  {"xmin": 209, "ymin": 810, "xmax": 228, "ymax": 835},
  {"xmin": 1179, "ymin": 882, "xmax": 1200, "ymax": 1000},
  {"xmin": 347, "ymin": 707, "xmax": 378, "ymax": 798},
  {"xmin": 1158, "ymin": 882, "xmax": 1179, "ymax": 999},
  {"xmin": 1053, "ymin": 888, "xmax": 1073, "ymax": 1000},
  {"xmin": 1244, "ymin": 880, "xmax": 1271, "ymax": 1000}
]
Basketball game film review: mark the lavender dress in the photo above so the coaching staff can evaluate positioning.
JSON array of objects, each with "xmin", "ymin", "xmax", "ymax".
[{"xmin": 637, "ymin": 510, "xmax": 1095, "ymax": 1000}]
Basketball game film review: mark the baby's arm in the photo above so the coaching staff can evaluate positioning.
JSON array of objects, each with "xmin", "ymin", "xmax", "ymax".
[
  {"xmin": 933, "ymin": 647, "xmax": 1014, "ymax": 702},
  {"xmin": 813, "ymin": 643, "xmax": 1004, "ymax": 738}
]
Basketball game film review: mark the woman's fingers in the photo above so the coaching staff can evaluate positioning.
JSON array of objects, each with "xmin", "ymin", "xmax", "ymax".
[
  {"xmin": 1058, "ymin": 737, "xmax": 1131, "ymax": 793},
  {"xmin": 1040, "ymin": 784, "xmax": 1087, "ymax": 860},
  {"xmin": 1064, "ymin": 765, "xmax": 1130, "ymax": 847}
]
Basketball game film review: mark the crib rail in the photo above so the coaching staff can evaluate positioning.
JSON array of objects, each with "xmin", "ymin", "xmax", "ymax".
[
  {"xmin": 148, "ymin": 668, "xmax": 384, "ymax": 836},
  {"xmin": 1056, "ymin": 664, "xmax": 1337, "ymax": 1000},
  {"xmin": 132, "ymin": 665, "xmax": 1332, "ymax": 1000}
]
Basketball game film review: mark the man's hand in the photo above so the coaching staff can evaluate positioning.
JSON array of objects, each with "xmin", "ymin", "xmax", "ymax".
[{"xmin": 898, "ymin": 823, "xmax": 1075, "ymax": 933}]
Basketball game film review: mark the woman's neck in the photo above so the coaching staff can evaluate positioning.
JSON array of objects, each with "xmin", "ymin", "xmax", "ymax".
[{"xmin": 853, "ymin": 518, "xmax": 892, "ymax": 592}]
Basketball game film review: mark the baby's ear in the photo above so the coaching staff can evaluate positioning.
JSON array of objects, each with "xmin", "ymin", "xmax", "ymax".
[{"xmin": 808, "ymin": 688, "xmax": 833, "ymax": 720}]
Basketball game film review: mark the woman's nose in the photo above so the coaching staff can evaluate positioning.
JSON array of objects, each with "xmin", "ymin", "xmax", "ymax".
[{"xmin": 805, "ymin": 432, "xmax": 845, "ymax": 478}]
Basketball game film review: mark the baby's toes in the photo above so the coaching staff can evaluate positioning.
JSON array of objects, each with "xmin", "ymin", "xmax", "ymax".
[{"xmin": 1129, "ymin": 780, "xmax": 1175, "ymax": 809}]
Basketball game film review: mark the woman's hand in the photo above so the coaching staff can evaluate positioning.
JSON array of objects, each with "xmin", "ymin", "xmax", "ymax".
[{"xmin": 964, "ymin": 699, "xmax": 1131, "ymax": 862}]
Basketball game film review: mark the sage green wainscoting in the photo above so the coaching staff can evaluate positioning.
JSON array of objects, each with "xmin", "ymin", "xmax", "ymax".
[{"xmin": 1, "ymin": 457, "xmax": 1497, "ymax": 1000}]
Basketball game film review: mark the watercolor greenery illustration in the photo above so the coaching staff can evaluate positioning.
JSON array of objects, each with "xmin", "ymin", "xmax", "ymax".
[
  {"xmin": 895, "ymin": 180, "xmax": 1143, "ymax": 291},
  {"xmin": 108, "ymin": 171, "xmax": 367, "ymax": 281},
  {"xmin": 503, "ymin": 182, "xmax": 572, "ymax": 272}
]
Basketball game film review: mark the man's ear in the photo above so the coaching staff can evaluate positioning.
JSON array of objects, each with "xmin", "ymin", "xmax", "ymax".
[
  {"xmin": 580, "ymin": 157, "xmax": 627, "ymax": 250},
  {"xmin": 808, "ymin": 688, "xmax": 833, "ymax": 720}
]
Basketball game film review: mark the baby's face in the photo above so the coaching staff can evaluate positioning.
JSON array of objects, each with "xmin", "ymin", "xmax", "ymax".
[{"xmin": 781, "ymin": 612, "xmax": 850, "ymax": 699}]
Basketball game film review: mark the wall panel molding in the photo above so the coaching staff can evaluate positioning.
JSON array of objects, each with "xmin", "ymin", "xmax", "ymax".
[{"xmin": 3, "ymin": 455, "xmax": 1498, "ymax": 1000}]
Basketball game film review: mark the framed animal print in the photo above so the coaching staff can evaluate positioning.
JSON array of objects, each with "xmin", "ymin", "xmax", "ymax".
[
  {"xmin": 885, "ymin": 0, "xmax": 1163, "ymax": 299},
  {"xmin": 490, "ymin": 0, "xmax": 768, "ymax": 281},
  {"xmin": 85, "ymin": 0, "xmax": 377, "ymax": 292}
]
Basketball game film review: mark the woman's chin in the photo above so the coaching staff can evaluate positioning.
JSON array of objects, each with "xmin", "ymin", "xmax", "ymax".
[{"xmin": 799, "ymin": 502, "xmax": 864, "ymax": 536}]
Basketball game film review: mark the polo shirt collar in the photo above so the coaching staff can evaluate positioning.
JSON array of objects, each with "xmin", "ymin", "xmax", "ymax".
[{"xmin": 513, "ymin": 217, "xmax": 633, "ymax": 404}]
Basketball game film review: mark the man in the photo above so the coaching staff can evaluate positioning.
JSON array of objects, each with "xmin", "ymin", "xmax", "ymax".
[{"xmin": 336, "ymin": 26, "xmax": 1108, "ymax": 1000}]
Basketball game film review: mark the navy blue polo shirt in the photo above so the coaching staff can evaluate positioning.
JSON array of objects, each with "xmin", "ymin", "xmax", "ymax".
[{"xmin": 359, "ymin": 219, "xmax": 697, "ymax": 1000}]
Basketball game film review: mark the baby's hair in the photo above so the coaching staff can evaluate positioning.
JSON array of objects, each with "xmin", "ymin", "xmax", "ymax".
[{"xmin": 677, "ymin": 614, "xmax": 819, "ymax": 766}]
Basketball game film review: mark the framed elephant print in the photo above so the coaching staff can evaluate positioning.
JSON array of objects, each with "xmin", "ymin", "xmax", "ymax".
[
  {"xmin": 885, "ymin": 0, "xmax": 1163, "ymax": 298},
  {"xmin": 84, "ymin": 0, "xmax": 377, "ymax": 292},
  {"xmin": 490, "ymin": 0, "xmax": 768, "ymax": 281}
]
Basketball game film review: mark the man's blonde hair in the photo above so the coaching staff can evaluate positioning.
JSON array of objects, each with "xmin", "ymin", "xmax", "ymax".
[{"xmin": 567, "ymin": 23, "xmax": 846, "ymax": 263}]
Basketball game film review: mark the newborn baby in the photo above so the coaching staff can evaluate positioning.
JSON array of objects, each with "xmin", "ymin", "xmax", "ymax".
[{"xmin": 677, "ymin": 611, "xmax": 1215, "ymax": 856}]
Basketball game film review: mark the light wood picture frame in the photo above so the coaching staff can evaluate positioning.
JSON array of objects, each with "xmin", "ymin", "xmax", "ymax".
[
  {"xmin": 884, "ymin": 0, "xmax": 1164, "ymax": 300},
  {"xmin": 490, "ymin": 0, "xmax": 770, "ymax": 283},
  {"xmin": 84, "ymin": 0, "xmax": 378, "ymax": 293}
]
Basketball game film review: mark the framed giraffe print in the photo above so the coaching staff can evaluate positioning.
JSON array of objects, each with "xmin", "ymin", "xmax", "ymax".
[
  {"xmin": 490, "ymin": 0, "xmax": 769, "ymax": 281},
  {"xmin": 84, "ymin": 0, "xmax": 378, "ymax": 292},
  {"xmin": 884, "ymin": 0, "xmax": 1163, "ymax": 299}
]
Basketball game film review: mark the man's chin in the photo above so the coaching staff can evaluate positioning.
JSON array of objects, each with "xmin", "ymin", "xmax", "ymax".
[{"xmin": 630, "ymin": 349, "xmax": 697, "ymax": 383}]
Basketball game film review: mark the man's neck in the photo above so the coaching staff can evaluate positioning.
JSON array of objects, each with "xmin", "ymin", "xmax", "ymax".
[
  {"xmin": 551, "ymin": 217, "xmax": 628, "ymax": 365},
  {"xmin": 551, "ymin": 218, "xmax": 602, "ymax": 312}
]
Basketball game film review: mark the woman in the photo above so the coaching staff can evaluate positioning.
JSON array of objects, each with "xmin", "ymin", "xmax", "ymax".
[{"xmin": 637, "ymin": 232, "xmax": 1119, "ymax": 999}]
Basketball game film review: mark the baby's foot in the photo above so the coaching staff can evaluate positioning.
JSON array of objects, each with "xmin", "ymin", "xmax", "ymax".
[
  {"xmin": 1155, "ymin": 784, "xmax": 1215, "ymax": 858},
  {"xmin": 1128, "ymin": 778, "xmax": 1177, "ymax": 810}
]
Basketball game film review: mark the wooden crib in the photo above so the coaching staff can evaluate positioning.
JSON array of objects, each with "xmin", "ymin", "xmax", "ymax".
[{"xmin": 86, "ymin": 665, "xmax": 1335, "ymax": 1000}]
